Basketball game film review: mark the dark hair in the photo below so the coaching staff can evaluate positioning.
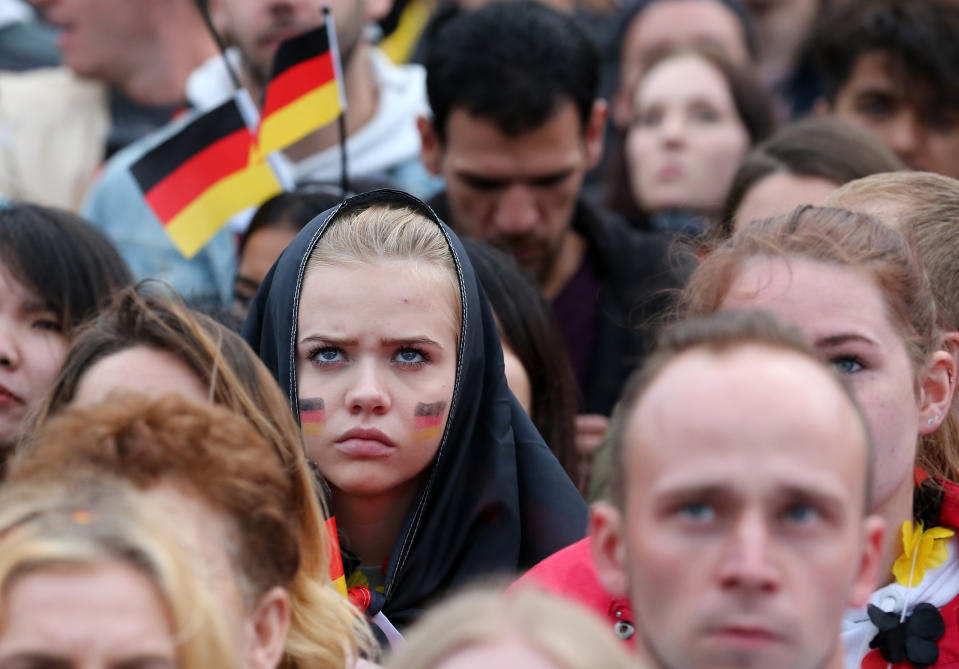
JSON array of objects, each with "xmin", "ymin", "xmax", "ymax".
[
  {"xmin": 240, "ymin": 191, "xmax": 343, "ymax": 256},
  {"xmin": 615, "ymin": 0, "xmax": 758, "ymax": 63},
  {"xmin": 0, "ymin": 203, "xmax": 132, "ymax": 334},
  {"xmin": 240, "ymin": 178, "xmax": 395, "ymax": 256},
  {"xmin": 607, "ymin": 309, "xmax": 871, "ymax": 509},
  {"xmin": 605, "ymin": 46, "xmax": 777, "ymax": 225},
  {"xmin": 425, "ymin": 0, "xmax": 599, "ymax": 142},
  {"xmin": 812, "ymin": 0, "xmax": 959, "ymax": 108},
  {"xmin": 714, "ymin": 118, "xmax": 904, "ymax": 240},
  {"xmin": 462, "ymin": 240, "xmax": 579, "ymax": 484}
]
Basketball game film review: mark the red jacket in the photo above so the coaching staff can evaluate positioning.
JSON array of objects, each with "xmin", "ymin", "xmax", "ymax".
[{"xmin": 509, "ymin": 537, "xmax": 635, "ymax": 647}]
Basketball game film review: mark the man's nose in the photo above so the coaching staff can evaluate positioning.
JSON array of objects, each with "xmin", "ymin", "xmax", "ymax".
[
  {"xmin": 717, "ymin": 511, "xmax": 781, "ymax": 594},
  {"xmin": 493, "ymin": 184, "xmax": 539, "ymax": 235},
  {"xmin": 883, "ymin": 111, "xmax": 924, "ymax": 167}
]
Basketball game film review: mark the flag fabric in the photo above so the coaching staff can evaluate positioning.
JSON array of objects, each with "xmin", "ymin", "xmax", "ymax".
[
  {"xmin": 130, "ymin": 97, "xmax": 282, "ymax": 258},
  {"xmin": 258, "ymin": 22, "xmax": 346, "ymax": 155},
  {"xmin": 325, "ymin": 516, "xmax": 348, "ymax": 598}
]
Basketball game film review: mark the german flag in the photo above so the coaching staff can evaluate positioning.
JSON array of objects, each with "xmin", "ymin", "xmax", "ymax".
[
  {"xmin": 258, "ymin": 23, "xmax": 346, "ymax": 156},
  {"xmin": 325, "ymin": 516, "xmax": 348, "ymax": 597},
  {"xmin": 131, "ymin": 98, "xmax": 282, "ymax": 258}
]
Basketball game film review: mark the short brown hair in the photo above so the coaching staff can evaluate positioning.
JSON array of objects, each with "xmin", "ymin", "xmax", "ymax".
[
  {"xmin": 607, "ymin": 310, "xmax": 870, "ymax": 509},
  {"xmin": 715, "ymin": 118, "xmax": 904, "ymax": 240}
]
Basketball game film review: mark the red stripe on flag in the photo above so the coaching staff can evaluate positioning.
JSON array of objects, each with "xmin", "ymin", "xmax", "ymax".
[
  {"xmin": 415, "ymin": 414, "xmax": 443, "ymax": 430},
  {"xmin": 301, "ymin": 409, "xmax": 325, "ymax": 423},
  {"xmin": 144, "ymin": 128, "xmax": 252, "ymax": 224},
  {"xmin": 262, "ymin": 51, "xmax": 335, "ymax": 118}
]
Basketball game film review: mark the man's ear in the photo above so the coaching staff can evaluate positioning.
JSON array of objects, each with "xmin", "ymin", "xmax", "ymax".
[
  {"xmin": 418, "ymin": 115, "xmax": 444, "ymax": 176},
  {"xmin": 590, "ymin": 502, "xmax": 629, "ymax": 598},
  {"xmin": 365, "ymin": 0, "xmax": 394, "ymax": 23},
  {"xmin": 918, "ymin": 349, "xmax": 956, "ymax": 435},
  {"xmin": 584, "ymin": 99, "xmax": 608, "ymax": 171},
  {"xmin": 246, "ymin": 586, "xmax": 291, "ymax": 669},
  {"xmin": 849, "ymin": 515, "xmax": 886, "ymax": 608}
]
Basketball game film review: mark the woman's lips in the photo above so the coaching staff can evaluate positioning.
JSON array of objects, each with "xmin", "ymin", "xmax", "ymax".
[
  {"xmin": 0, "ymin": 382, "xmax": 22, "ymax": 408},
  {"xmin": 656, "ymin": 163, "xmax": 684, "ymax": 181},
  {"xmin": 334, "ymin": 427, "xmax": 396, "ymax": 457}
]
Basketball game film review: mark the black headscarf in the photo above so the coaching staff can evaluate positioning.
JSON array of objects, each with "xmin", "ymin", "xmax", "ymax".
[{"xmin": 243, "ymin": 190, "xmax": 587, "ymax": 628}]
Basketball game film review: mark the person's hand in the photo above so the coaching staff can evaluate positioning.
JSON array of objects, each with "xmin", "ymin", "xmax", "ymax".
[{"xmin": 575, "ymin": 413, "xmax": 609, "ymax": 493}]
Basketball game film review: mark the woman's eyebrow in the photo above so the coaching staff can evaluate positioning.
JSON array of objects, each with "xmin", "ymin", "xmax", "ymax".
[
  {"xmin": 299, "ymin": 334, "xmax": 358, "ymax": 346},
  {"xmin": 814, "ymin": 333, "xmax": 879, "ymax": 348},
  {"xmin": 380, "ymin": 336, "xmax": 442, "ymax": 347}
]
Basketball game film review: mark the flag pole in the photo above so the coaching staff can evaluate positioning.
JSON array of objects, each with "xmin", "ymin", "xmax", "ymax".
[
  {"xmin": 194, "ymin": 0, "xmax": 242, "ymax": 91},
  {"xmin": 194, "ymin": 0, "xmax": 294, "ymax": 193},
  {"xmin": 323, "ymin": 6, "xmax": 351, "ymax": 197}
]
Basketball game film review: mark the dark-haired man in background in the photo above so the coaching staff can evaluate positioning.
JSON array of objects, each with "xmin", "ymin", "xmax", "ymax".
[
  {"xmin": 813, "ymin": 0, "xmax": 959, "ymax": 179},
  {"xmin": 419, "ymin": 1, "xmax": 684, "ymax": 466}
]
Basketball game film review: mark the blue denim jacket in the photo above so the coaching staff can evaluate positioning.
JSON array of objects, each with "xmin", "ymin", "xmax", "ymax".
[{"xmin": 82, "ymin": 122, "xmax": 238, "ymax": 309}]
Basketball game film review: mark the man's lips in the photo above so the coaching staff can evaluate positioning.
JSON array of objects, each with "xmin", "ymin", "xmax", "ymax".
[
  {"xmin": 707, "ymin": 624, "xmax": 786, "ymax": 649},
  {"xmin": 334, "ymin": 427, "xmax": 396, "ymax": 457}
]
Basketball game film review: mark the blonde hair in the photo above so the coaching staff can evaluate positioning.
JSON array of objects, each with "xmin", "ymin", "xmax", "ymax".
[
  {"xmin": 0, "ymin": 478, "xmax": 237, "ymax": 667},
  {"xmin": 827, "ymin": 171, "xmax": 959, "ymax": 332},
  {"xmin": 385, "ymin": 587, "xmax": 636, "ymax": 669},
  {"xmin": 307, "ymin": 204, "xmax": 461, "ymax": 331},
  {"xmin": 21, "ymin": 286, "xmax": 372, "ymax": 668}
]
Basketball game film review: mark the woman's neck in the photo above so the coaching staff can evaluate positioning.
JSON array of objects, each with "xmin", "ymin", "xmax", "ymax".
[
  {"xmin": 332, "ymin": 482, "xmax": 421, "ymax": 567},
  {"xmin": 874, "ymin": 473, "xmax": 917, "ymax": 587}
]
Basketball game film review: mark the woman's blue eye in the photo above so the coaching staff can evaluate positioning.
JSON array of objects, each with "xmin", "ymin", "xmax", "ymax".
[
  {"xmin": 309, "ymin": 347, "xmax": 344, "ymax": 364},
  {"xmin": 831, "ymin": 356, "xmax": 864, "ymax": 374},
  {"xmin": 395, "ymin": 348, "xmax": 427, "ymax": 365}
]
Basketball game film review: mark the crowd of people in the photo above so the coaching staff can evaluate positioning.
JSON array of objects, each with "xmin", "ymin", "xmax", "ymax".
[{"xmin": 2, "ymin": 0, "xmax": 959, "ymax": 667}]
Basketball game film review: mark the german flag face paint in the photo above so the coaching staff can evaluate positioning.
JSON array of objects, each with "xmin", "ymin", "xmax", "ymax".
[
  {"xmin": 299, "ymin": 398, "xmax": 325, "ymax": 436},
  {"xmin": 414, "ymin": 401, "xmax": 446, "ymax": 441}
]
